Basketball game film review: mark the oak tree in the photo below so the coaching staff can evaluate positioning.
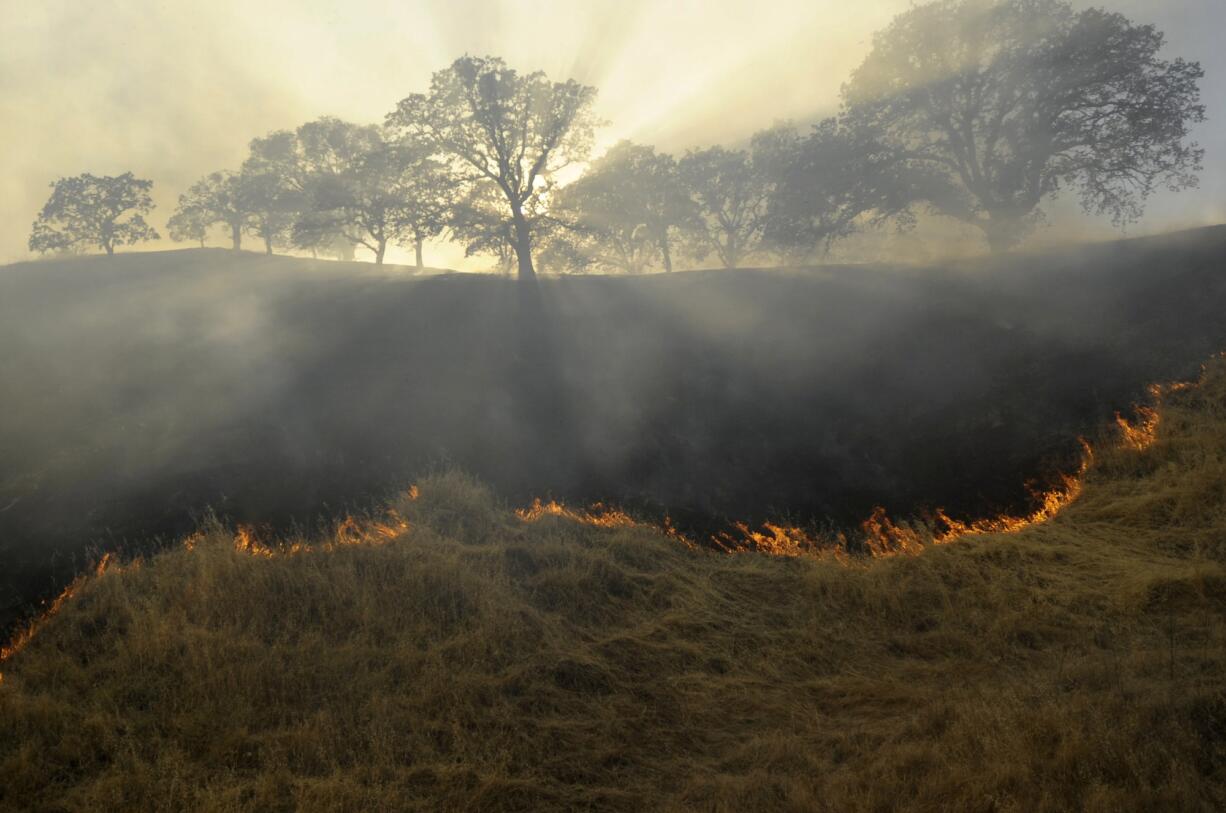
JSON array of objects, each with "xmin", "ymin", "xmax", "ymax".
[
  {"xmin": 843, "ymin": 0, "xmax": 1205, "ymax": 251},
  {"xmin": 552, "ymin": 141, "xmax": 692, "ymax": 273},
  {"xmin": 29, "ymin": 172, "xmax": 159, "ymax": 256},
  {"xmin": 387, "ymin": 56, "xmax": 600, "ymax": 282},
  {"xmin": 170, "ymin": 171, "xmax": 252, "ymax": 250}
]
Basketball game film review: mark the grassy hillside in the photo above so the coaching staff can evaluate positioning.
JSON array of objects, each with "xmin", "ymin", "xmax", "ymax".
[
  {"xmin": 4, "ymin": 227, "xmax": 1226, "ymax": 638},
  {"xmin": 2, "ymin": 358, "xmax": 1224, "ymax": 811}
]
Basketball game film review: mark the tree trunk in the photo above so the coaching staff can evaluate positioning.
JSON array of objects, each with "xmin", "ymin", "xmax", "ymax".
[
  {"xmin": 263, "ymin": 233, "xmax": 273, "ymax": 255},
  {"xmin": 721, "ymin": 234, "xmax": 740, "ymax": 269},
  {"xmin": 510, "ymin": 204, "xmax": 537, "ymax": 284},
  {"xmin": 414, "ymin": 237, "xmax": 424, "ymax": 272},
  {"xmin": 982, "ymin": 213, "xmax": 1025, "ymax": 253},
  {"xmin": 231, "ymin": 224, "xmax": 242, "ymax": 251},
  {"xmin": 199, "ymin": 238, "xmax": 206, "ymax": 248},
  {"xmin": 375, "ymin": 239, "xmax": 387, "ymax": 266},
  {"xmin": 659, "ymin": 232, "xmax": 673, "ymax": 273},
  {"xmin": 104, "ymin": 242, "xmax": 114, "ymax": 256}
]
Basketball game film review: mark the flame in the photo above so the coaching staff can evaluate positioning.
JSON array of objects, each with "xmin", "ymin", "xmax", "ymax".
[
  {"xmin": 233, "ymin": 524, "xmax": 272, "ymax": 557},
  {"xmin": 709, "ymin": 521, "xmax": 815, "ymax": 557},
  {"xmin": 230, "ymin": 511, "xmax": 411, "ymax": 557},
  {"xmin": 182, "ymin": 529, "xmax": 205, "ymax": 552},
  {"xmin": 515, "ymin": 439, "xmax": 1097, "ymax": 558},
  {"xmin": 514, "ymin": 498, "xmax": 699, "ymax": 549},
  {"xmin": 1115, "ymin": 405, "xmax": 1160, "ymax": 451},
  {"xmin": 515, "ymin": 498, "xmax": 641, "ymax": 529},
  {"xmin": 328, "ymin": 511, "xmax": 409, "ymax": 549},
  {"xmin": 1, "ymin": 359, "xmax": 1207, "ymax": 681},
  {"xmin": 0, "ymin": 552, "xmax": 131, "ymax": 684},
  {"xmin": 933, "ymin": 440, "xmax": 1092, "ymax": 542},
  {"xmin": 858, "ymin": 507, "xmax": 926, "ymax": 556},
  {"xmin": 717, "ymin": 510, "xmax": 924, "ymax": 560}
]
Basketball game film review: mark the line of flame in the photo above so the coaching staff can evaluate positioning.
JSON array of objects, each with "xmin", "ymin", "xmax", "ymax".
[
  {"xmin": 1, "ymin": 362, "xmax": 1206, "ymax": 678},
  {"xmin": 0, "ymin": 553, "xmax": 135, "ymax": 683},
  {"xmin": 0, "ymin": 491, "xmax": 418, "ymax": 681}
]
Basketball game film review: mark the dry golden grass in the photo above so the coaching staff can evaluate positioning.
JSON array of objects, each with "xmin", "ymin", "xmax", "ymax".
[{"xmin": 2, "ymin": 362, "xmax": 1226, "ymax": 811}]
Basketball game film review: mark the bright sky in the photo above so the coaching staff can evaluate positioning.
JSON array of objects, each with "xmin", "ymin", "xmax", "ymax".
[{"xmin": 0, "ymin": 0, "xmax": 1221, "ymax": 268}]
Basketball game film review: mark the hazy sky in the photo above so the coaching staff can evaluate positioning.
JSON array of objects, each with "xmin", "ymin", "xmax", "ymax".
[{"xmin": 1, "ymin": 0, "xmax": 1221, "ymax": 268}]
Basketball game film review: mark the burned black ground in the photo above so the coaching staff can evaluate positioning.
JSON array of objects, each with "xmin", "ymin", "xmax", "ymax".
[{"xmin": 2, "ymin": 226, "xmax": 1225, "ymax": 634}]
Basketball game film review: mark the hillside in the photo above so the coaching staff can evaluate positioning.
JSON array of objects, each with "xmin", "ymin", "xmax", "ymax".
[
  {"xmin": 2, "ymin": 355, "xmax": 1225, "ymax": 811},
  {"xmin": 3, "ymin": 227, "xmax": 1226, "ymax": 637}
]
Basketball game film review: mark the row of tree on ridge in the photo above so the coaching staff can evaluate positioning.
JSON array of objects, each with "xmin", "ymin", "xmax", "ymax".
[{"xmin": 28, "ymin": 0, "xmax": 1205, "ymax": 280}]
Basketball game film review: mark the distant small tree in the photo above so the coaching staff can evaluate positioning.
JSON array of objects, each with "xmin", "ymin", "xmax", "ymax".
[
  {"xmin": 552, "ymin": 141, "xmax": 693, "ymax": 273},
  {"xmin": 677, "ymin": 142, "xmax": 773, "ymax": 269},
  {"xmin": 387, "ymin": 55, "xmax": 601, "ymax": 283},
  {"xmin": 241, "ymin": 131, "xmax": 307, "ymax": 255},
  {"xmin": 844, "ymin": 0, "xmax": 1205, "ymax": 251},
  {"xmin": 762, "ymin": 119, "xmax": 912, "ymax": 261},
  {"xmin": 285, "ymin": 117, "xmax": 456, "ymax": 268},
  {"xmin": 396, "ymin": 142, "xmax": 457, "ymax": 272},
  {"xmin": 291, "ymin": 119, "xmax": 397, "ymax": 265},
  {"xmin": 166, "ymin": 202, "xmax": 210, "ymax": 248},
  {"xmin": 171, "ymin": 171, "xmax": 251, "ymax": 250},
  {"xmin": 292, "ymin": 217, "xmax": 350, "ymax": 259},
  {"xmin": 29, "ymin": 172, "xmax": 159, "ymax": 256},
  {"xmin": 322, "ymin": 234, "xmax": 357, "ymax": 262}
]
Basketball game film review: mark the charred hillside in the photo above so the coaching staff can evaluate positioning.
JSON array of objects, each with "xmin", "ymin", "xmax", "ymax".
[
  {"xmin": 3, "ymin": 356, "xmax": 1226, "ymax": 810},
  {"xmin": 1, "ymin": 226, "xmax": 1226, "ymax": 630}
]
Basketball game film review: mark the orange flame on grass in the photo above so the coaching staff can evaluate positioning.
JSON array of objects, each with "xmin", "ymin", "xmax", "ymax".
[
  {"xmin": 233, "ymin": 525, "xmax": 267, "ymax": 556},
  {"xmin": 858, "ymin": 507, "xmax": 927, "ymax": 556},
  {"xmin": 712, "ymin": 521, "xmax": 822, "ymax": 557},
  {"xmin": 0, "ymin": 553, "xmax": 131, "ymax": 684},
  {"xmin": 515, "ymin": 498, "xmax": 641, "ymax": 529},
  {"xmin": 329, "ymin": 511, "xmax": 409, "ymax": 549},
  {"xmin": 515, "ymin": 439, "xmax": 1096, "ymax": 558},
  {"xmin": 933, "ymin": 440, "xmax": 1093, "ymax": 542},
  {"xmin": 1115, "ymin": 404, "xmax": 1161, "ymax": 451},
  {"xmin": 231, "ymin": 508, "xmax": 412, "ymax": 558},
  {"xmin": 515, "ymin": 498, "xmax": 698, "ymax": 548}
]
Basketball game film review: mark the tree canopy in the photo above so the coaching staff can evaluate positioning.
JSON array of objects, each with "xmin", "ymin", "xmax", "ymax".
[
  {"xmin": 763, "ymin": 119, "xmax": 912, "ymax": 261},
  {"xmin": 386, "ymin": 55, "xmax": 600, "ymax": 282},
  {"xmin": 551, "ymin": 141, "xmax": 692, "ymax": 273},
  {"xmin": 241, "ymin": 131, "xmax": 308, "ymax": 254},
  {"xmin": 29, "ymin": 173, "xmax": 159, "ymax": 256},
  {"xmin": 677, "ymin": 141, "xmax": 774, "ymax": 269},
  {"xmin": 170, "ymin": 171, "xmax": 252, "ymax": 250},
  {"xmin": 166, "ymin": 202, "xmax": 211, "ymax": 248},
  {"xmin": 843, "ymin": 0, "xmax": 1205, "ymax": 251},
  {"xmin": 290, "ymin": 118, "xmax": 409, "ymax": 266},
  {"xmin": 290, "ymin": 115, "xmax": 460, "ymax": 268},
  {"xmin": 142, "ymin": 24, "xmax": 1206, "ymax": 269}
]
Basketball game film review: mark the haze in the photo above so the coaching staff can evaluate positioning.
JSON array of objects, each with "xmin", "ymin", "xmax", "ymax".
[{"xmin": 1, "ymin": 0, "xmax": 1222, "ymax": 268}]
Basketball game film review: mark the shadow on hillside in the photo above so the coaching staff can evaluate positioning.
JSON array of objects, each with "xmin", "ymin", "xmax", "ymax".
[{"xmin": 1, "ymin": 227, "xmax": 1226, "ymax": 632}]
